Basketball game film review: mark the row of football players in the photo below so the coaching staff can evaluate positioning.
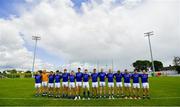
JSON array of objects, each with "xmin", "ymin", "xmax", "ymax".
[{"xmin": 34, "ymin": 68, "xmax": 150, "ymax": 100}]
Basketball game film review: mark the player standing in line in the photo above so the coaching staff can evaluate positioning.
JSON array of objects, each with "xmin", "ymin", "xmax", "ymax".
[
  {"xmin": 34, "ymin": 71, "xmax": 42, "ymax": 96},
  {"xmin": 98, "ymin": 68, "xmax": 106, "ymax": 98},
  {"xmin": 114, "ymin": 70, "xmax": 123, "ymax": 98},
  {"xmin": 69, "ymin": 70, "xmax": 76, "ymax": 99},
  {"xmin": 140, "ymin": 70, "xmax": 150, "ymax": 99},
  {"xmin": 91, "ymin": 68, "xmax": 99, "ymax": 98},
  {"xmin": 48, "ymin": 71, "xmax": 55, "ymax": 97},
  {"xmin": 41, "ymin": 70, "xmax": 48, "ymax": 96},
  {"xmin": 75, "ymin": 68, "xmax": 83, "ymax": 100},
  {"xmin": 62, "ymin": 69, "xmax": 69, "ymax": 98},
  {"xmin": 123, "ymin": 69, "xmax": 132, "ymax": 99},
  {"xmin": 131, "ymin": 69, "xmax": 141, "ymax": 99},
  {"xmin": 54, "ymin": 70, "xmax": 61, "ymax": 98},
  {"xmin": 107, "ymin": 69, "xmax": 115, "ymax": 99},
  {"xmin": 82, "ymin": 69, "xmax": 90, "ymax": 100}
]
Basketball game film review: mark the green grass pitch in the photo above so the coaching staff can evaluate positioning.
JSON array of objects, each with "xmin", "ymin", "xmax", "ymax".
[{"xmin": 0, "ymin": 77, "xmax": 180, "ymax": 106}]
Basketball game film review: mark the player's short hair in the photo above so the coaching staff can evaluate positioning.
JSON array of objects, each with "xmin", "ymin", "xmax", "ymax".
[
  {"xmin": 56, "ymin": 70, "xmax": 59, "ymax": 73},
  {"xmin": 35, "ymin": 71, "xmax": 39, "ymax": 74},
  {"xmin": 38, "ymin": 70, "xmax": 42, "ymax": 74},
  {"xmin": 64, "ymin": 68, "xmax": 67, "ymax": 71},
  {"xmin": 134, "ymin": 69, "xmax": 138, "ymax": 72},
  {"xmin": 109, "ymin": 69, "xmax": 112, "ymax": 71},
  {"xmin": 78, "ymin": 67, "xmax": 81, "ymax": 70},
  {"xmin": 143, "ymin": 69, "xmax": 147, "ymax": 72}
]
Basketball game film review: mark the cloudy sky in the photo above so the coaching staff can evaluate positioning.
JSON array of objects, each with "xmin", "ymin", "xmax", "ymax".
[{"xmin": 0, "ymin": 0, "xmax": 179, "ymax": 71}]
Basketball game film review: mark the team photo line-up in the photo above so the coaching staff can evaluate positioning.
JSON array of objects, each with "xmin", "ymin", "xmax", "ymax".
[{"xmin": 34, "ymin": 68, "xmax": 150, "ymax": 100}]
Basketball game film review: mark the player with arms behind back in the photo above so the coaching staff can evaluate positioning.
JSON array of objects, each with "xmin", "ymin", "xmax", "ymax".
[
  {"xmin": 41, "ymin": 70, "xmax": 48, "ymax": 96},
  {"xmin": 82, "ymin": 69, "xmax": 90, "ymax": 100},
  {"xmin": 75, "ymin": 68, "xmax": 83, "ymax": 100},
  {"xmin": 62, "ymin": 69, "xmax": 69, "ymax": 98},
  {"xmin": 54, "ymin": 70, "xmax": 61, "ymax": 98},
  {"xmin": 48, "ymin": 71, "xmax": 54, "ymax": 97},
  {"xmin": 114, "ymin": 70, "xmax": 123, "ymax": 98},
  {"xmin": 131, "ymin": 69, "xmax": 141, "ymax": 99},
  {"xmin": 98, "ymin": 68, "xmax": 106, "ymax": 98},
  {"xmin": 34, "ymin": 71, "xmax": 42, "ymax": 96},
  {"xmin": 140, "ymin": 70, "xmax": 150, "ymax": 99},
  {"xmin": 107, "ymin": 69, "xmax": 115, "ymax": 99},
  {"xmin": 123, "ymin": 69, "xmax": 132, "ymax": 99},
  {"xmin": 91, "ymin": 68, "xmax": 99, "ymax": 98},
  {"xmin": 69, "ymin": 70, "xmax": 76, "ymax": 99}
]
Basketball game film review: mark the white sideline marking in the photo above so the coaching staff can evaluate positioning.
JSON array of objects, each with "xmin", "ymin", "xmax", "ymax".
[{"xmin": 0, "ymin": 97, "xmax": 180, "ymax": 100}]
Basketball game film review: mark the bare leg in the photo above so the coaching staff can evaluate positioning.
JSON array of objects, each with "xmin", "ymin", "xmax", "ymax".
[
  {"xmin": 120, "ymin": 87, "xmax": 123, "ymax": 97},
  {"xmin": 100, "ymin": 87, "xmax": 102, "ymax": 97},
  {"xmin": 103, "ymin": 86, "xmax": 106, "ymax": 97},
  {"xmin": 108, "ymin": 87, "xmax": 111, "ymax": 99}
]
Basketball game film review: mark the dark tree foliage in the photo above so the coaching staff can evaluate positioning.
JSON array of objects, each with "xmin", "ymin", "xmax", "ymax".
[
  {"xmin": 152, "ymin": 60, "xmax": 163, "ymax": 71},
  {"xmin": 133, "ymin": 60, "xmax": 151, "ymax": 71},
  {"xmin": 133, "ymin": 60, "xmax": 163, "ymax": 71}
]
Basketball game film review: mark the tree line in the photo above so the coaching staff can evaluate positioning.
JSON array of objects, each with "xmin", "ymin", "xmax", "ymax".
[
  {"xmin": 1, "ymin": 56, "xmax": 180, "ymax": 78},
  {"xmin": 132, "ymin": 60, "xmax": 163, "ymax": 71}
]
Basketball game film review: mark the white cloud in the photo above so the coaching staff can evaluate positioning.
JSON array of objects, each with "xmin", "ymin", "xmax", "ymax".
[
  {"xmin": 0, "ymin": 19, "xmax": 54, "ymax": 71},
  {"xmin": 0, "ymin": 19, "xmax": 31, "ymax": 70},
  {"xmin": 0, "ymin": 0, "xmax": 179, "ymax": 71}
]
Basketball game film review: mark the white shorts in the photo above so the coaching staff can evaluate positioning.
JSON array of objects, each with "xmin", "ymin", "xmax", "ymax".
[
  {"xmin": 116, "ymin": 82, "xmax": 123, "ymax": 87},
  {"xmin": 55, "ymin": 83, "xmax": 60, "ymax": 88},
  {"xmin": 76, "ymin": 82, "xmax": 82, "ymax": 87},
  {"xmin": 42, "ymin": 82, "xmax": 48, "ymax": 87},
  {"xmin": 48, "ymin": 83, "xmax": 54, "ymax": 88},
  {"xmin": 92, "ymin": 82, "xmax": 98, "ymax": 88},
  {"xmin": 108, "ymin": 82, "xmax": 114, "ymax": 87},
  {"xmin": 83, "ymin": 82, "xmax": 89, "ymax": 88},
  {"xmin": 35, "ymin": 83, "xmax": 41, "ymax": 88},
  {"xmin": 62, "ymin": 82, "xmax": 68, "ymax": 87},
  {"xmin": 69, "ymin": 82, "xmax": 75, "ymax": 88},
  {"xmin": 99, "ymin": 82, "xmax": 106, "ymax": 87},
  {"xmin": 124, "ymin": 83, "xmax": 131, "ymax": 87},
  {"xmin": 133, "ymin": 83, "xmax": 140, "ymax": 88},
  {"xmin": 142, "ymin": 83, "xmax": 149, "ymax": 88}
]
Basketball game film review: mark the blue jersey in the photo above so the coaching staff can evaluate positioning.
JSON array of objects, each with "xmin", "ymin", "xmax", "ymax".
[
  {"xmin": 114, "ymin": 73, "xmax": 123, "ymax": 82},
  {"xmin": 69, "ymin": 75, "xmax": 75, "ymax": 82},
  {"xmin": 91, "ymin": 73, "xmax": 98, "ymax": 82},
  {"xmin": 48, "ymin": 74, "xmax": 54, "ymax": 83},
  {"xmin": 140, "ymin": 74, "xmax": 148, "ymax": 83},
  {"xmin": 107, "ymin": 73, "xmax": 114, "ymax": 82},
  {"xmin": 34, "ymin": 75, "xmax": 41, "ymax": 83},
  {"xmin": 83, "ymin": 73, "xmax": 90, "ymax": 82},
  {"xmin": 98, "ymin": 72, "xmax": 106, "ymax": 82},
  {"xmin": 123, "ymin": 73, "xmax": 131, "ymax": 83},
  {"xmin": 76, "ymin": 72, "xmax": 83, "ymax": 82},
  {"xmin": 132, "ymin": 73, "xmax": 140, "ymax": 83},
  {"xmin": 55, "ymin": 74, "xmax": 61, "ymax": 83},
  {"xmin": 62, "ymin": 73, "xmax": 69, "ymax": 82}
]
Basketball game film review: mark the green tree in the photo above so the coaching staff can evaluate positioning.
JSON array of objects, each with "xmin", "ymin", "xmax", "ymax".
[
  {"xmin": 3, "ymin": 71, "xmax": 6, "ymax": 74},
  {"xmin": 133, "ymin": 60, "xmax": 151, "ymax": 71},
  {"xmin": 175, "ymin": 66, "xmax": 180, "ymax": 74},
  {"xmin": 152, "ymin": 60, "xmax": 163, "ymax": 71},
  {"xmin": 7, "ymin": 69, "xmax": 17, "ymax": 74},
  {"xmin": 25, "ymin": 71, "xmax": 31, "ymax": 73},
  {"xmin": 173, "ymin": 56, "xmax": 180, "ymax": 66},
  {"xmin": 173, "ymin": 56, "xmax": 180, "ymax": 74}
]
